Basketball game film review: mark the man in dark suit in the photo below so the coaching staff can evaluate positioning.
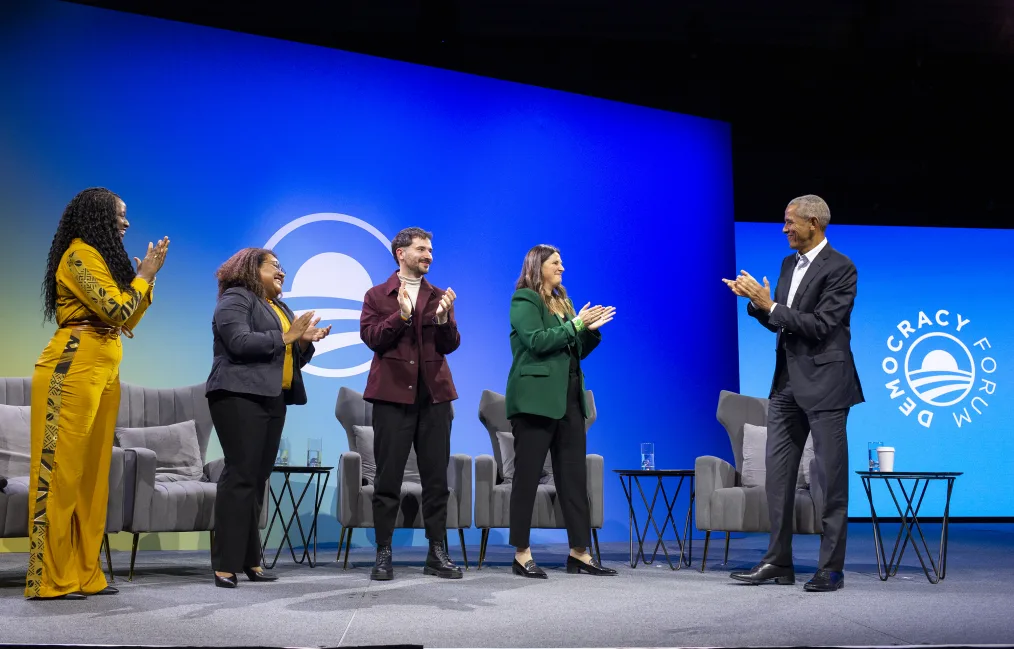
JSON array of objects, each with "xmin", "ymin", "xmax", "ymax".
[
  {"xmin": 722, "ymin": 194, "xmax": 864, "ymax": 592},
  {"xmin": 360, "ymin": 226, "xmax": 461, "ymax": 581}
]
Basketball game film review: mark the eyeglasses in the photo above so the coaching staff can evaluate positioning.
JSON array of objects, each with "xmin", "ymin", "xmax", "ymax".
[{"xmin": 262, "ymin": 261, "xmax": 286, "ymax": 274}]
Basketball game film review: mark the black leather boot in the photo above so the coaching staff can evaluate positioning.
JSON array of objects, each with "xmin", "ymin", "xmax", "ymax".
[
  {"xmin": 371, "ymin": 544, "xmax": 394, "ymax": 581},
  {"xmin": 424, "ymin": 541, "xmax": 463, "ymax": 579}
]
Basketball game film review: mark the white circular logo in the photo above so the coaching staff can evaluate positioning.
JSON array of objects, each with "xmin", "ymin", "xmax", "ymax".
[
  {"xmin": 881, "ymin": 309, "xmax": 998, "ymax": 429},
  {"xmin": 903, "ymin": 332, "xmax": 975, "ymax": 407},
  {"xmin": 265, "ymin": 213, "xmax": 391, "ymax": 378}
]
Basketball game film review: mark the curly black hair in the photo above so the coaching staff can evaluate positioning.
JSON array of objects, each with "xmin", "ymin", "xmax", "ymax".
[{"xmin": 42, "ymin": 188, "xmax": 136, "ymax": 322}]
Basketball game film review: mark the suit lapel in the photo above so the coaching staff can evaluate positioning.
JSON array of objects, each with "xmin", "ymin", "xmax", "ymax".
[
  {"xmin": 775, "ymin": 256, "xmax": 794, "ymax": 305},
  {"xmin": 261, "ymin": 296, "xmax": 282, "ymax": 328},
  {"xmin": 790, "ymin": 245, "xmax": 831, "ymax": 308}
]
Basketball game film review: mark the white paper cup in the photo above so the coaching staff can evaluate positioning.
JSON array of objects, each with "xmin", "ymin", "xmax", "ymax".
[{"xmin": 877, "ymin": 447, "xmax": 895, "ymax": 472}]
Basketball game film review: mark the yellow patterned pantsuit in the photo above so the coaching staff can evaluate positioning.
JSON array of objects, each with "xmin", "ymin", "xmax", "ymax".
[{"xmin": 25, "ymin": 238, "xmax": 152, "ymax": 598}]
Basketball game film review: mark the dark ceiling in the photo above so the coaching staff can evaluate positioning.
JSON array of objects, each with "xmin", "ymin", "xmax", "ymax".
[{"xmin": 67, "ymin": 0, "xmax": 1014, "ymax": 227}]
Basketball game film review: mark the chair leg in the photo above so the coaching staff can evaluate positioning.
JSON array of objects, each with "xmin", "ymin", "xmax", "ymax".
[
  {"xmin": 103, "ymin": 534, "xmax": 114, "ymax": 583},
  {"xmin": 336, "ymin": 527, "xmax": 347, "ymax": 563},
  {"xmin": 723, "ymin": 532, "xmax": 731, "ymax": 565},
  {"xmin": 701, "ymin": 531, "xmax": 711, "ymax": 572},
  {"xmin": 477, "ymin": 529, "xmax": 489, "ymax": 570},
  {"xmin": 458, "ymin": 529, "xmax": 468, "ymax": 570},
  {"xmin": 342, "ymin": 529, "xmax": 352, "ymax": 570},
  {"xmin": 592, "ymin": 529, "xmax": 602, "ymax": 564},
  {"xmin": 128, "ymin": 533, "xmax": 140, "ymax": 581}
]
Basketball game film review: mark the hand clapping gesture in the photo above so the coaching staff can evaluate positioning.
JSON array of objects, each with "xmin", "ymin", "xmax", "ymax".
[
  {"xmin": 301, "ymin": 315, "xmax": 332, "ymax": 344},
  {"xmin": 134, "ymin": 237, "xmax": 170, "ymax": 283},
  {"xmin": 435, "ymin": 287, "xmax": 456, "ymax": 322},
  {"xmin": 577, "ymin": 302, "xmax": 616, "ymax": 331},
  {"xmin": 722, "ymin": 271, "xmax": 773, "ymax": 311},
  {"xmin": 398, "ymin": 280, "xmax": 413, "ymax": 319}
]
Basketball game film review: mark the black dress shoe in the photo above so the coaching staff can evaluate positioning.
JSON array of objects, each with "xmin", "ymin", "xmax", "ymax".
[
  {"xmin": 371, "ymin": 544, "xmax": 394, "ymax": 581},
  {"xmin": 214, "ymin": 573, "xmax": 238, "ymax": 588},
  {"xmin": 804, "ymin": 569, "xmax": 844, "ymax": 592},
  {"xmin": 243, "ymin": 567, "xmax": 279, "ymax": 582},
  {"xmin": 28, "ymin": 593, "xmax": 87, "ymax": 600},
  {"xmin": 85, "ymin": 586, "xmax": 119, "ymax": 595},
  {"xmin": 512, "ymin": 558, "xmax": 548, "ymax": 579},
  {"xmin": 423, "ymin": 541, "xmax": 463, "ymax": 579},
  {"xmin": 730, "ymin": 562, "xmax": 795, "ymax": 585},
  {"xmin": 566, "ymin": 555, "xmax": 618, "ymax": 576}
]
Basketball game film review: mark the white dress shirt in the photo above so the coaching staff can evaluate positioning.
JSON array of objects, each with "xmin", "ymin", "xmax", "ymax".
[{"xmin": 768, "ymin": 237, "xmax": 828, "ymax": 314}]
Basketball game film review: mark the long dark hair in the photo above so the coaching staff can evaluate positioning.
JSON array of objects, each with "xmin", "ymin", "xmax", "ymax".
[
  {"xmin": 42, "ymin": 188, "xmax": 136, "ymax": 322},
  {"xmin": 216, "ymin": 248, "xmax": 275, "ymax": 298},
  {"xmin": 515, "ymin": 244, "xmax": 575, "ymax": 317}
]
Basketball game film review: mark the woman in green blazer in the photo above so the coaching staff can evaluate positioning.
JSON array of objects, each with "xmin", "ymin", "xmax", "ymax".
[{"xmin": 505, "ymin": 244, "xmax": 617, "ymax": 578}]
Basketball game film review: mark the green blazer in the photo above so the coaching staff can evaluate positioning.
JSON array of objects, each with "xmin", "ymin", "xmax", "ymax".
[{"xmin": 505, "ymin": 288, "xmax": 602, "ymax": 420}]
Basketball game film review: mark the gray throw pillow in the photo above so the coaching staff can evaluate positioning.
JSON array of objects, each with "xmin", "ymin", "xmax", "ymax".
[
  {"xmin": 496, "ymin": 429, "xmax": 554, "ymax": 486},
  {"xmin": 115, "ymin": 420, "xmax": 203, "ymax": 482},
  {"xmin": 740, "ymin": 424, "xmax": 816, "ymax": 489},
  {"xmin": 352, "ymin": 425, "xmax": 420, "ymax": 485},
  {"xmin": 741, "ymin": 423, "xmax": 768, "ymax": 488},
  {"xmin": 0, "ymin": 404, "xmax": 32, "ymax": 478}
]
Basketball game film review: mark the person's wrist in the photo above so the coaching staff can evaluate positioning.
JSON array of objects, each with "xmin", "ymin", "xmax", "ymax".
[{"xmin": 573, "ymin": 316, "xmax": 585, "ymax": 331}]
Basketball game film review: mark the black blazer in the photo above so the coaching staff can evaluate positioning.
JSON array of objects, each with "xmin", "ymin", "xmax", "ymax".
[
  {"xmin": 206, "ymin": 287, "xmax": 315, "ymax": 405},
  {"xmin": 747, "ymin": 243, "xmax": 864, "ymax": 412}
]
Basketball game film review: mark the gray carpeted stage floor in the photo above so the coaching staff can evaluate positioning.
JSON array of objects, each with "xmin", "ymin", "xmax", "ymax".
[{"xmin": 0, "ymin": 523, "xmax": 1012, "ymax": 648}]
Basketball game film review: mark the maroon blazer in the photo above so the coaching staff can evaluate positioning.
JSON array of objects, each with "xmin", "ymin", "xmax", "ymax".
[{"xmin": 360, "ymin": 271, "xmax": 460, "ymax": 405}]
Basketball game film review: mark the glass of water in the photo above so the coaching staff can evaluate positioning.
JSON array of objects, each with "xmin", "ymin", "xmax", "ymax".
[
  {"xmin": 640, "ymin": 442, "xmax": 655, "ymax": 471},
  {"xmin": 868, "ymin": 441, "xmax": 883, "ymax": 472},
  {"xmin": 307, "ymin": 438, "xmax": 322, "ymax": 467},
  {"xmin": 276, "ymin": 437, "xmax": 290, "ymax": 466}
]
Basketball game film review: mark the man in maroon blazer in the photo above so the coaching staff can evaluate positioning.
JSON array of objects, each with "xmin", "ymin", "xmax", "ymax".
[{"xmin": 360, "ymin": 226, "xmax": 461, "ymax": 581}]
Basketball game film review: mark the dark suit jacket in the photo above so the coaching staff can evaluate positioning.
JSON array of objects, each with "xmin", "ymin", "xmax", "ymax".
[
  {"xmin": 747, "ymin": 242, "xmax": 864, "ymax": 412},
  {"xmin": 505, "ymin": 288, "xmax": 601, "ymax": 420},
  {"xmin": 360, "ymin": 271, "xmax": 460, "ymax": 405},
  {"xmin": 206, "ymin": 287, "xmax": 315, "ymax": 405}
]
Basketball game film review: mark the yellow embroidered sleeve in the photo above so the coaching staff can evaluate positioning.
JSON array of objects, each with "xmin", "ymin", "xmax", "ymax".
[{"xmin": 60, "ymin": 245, "xmax": 151, "ymax": 327}]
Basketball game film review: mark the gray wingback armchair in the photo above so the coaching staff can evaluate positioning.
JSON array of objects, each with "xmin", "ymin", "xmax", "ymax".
[
  {"xmin": 474, "ymin": 389, "xmax": 604, "ymax": 568},
  {"xmin": 1, "ymin": 377, "xmax": 125, "ymax": 580},
  {"xmin": 116, "ymin": 381, "xmax": 267, "ymax": 580},
  {"xmin": 694, "ymin": 390, "xmax": 822, "ymax": 571},
  {"xmin": 334, "ymin": 387, "xmax": 472, "ymax": 569}
]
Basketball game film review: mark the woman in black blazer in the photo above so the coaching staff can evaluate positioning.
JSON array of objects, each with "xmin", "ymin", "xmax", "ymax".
[{"xmin": 206, "ymin": 248, "xmax": 331, "ymax": 588}]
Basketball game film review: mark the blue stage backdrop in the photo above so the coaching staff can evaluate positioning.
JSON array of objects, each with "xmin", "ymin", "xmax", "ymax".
[
  {"xmin": 736, "ymin": 222, "xmax": 1013, "ymax": 517},
  {"xmin": 0, "ymin": 1, "xmax": 737, "ymax": 547}
]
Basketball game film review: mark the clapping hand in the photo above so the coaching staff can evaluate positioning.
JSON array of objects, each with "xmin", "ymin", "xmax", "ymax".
[
  {"xmin": 398, "ymin": 280, "xmax": 413, "ymax": 318},
  {"xmin": 576, "ymin": 302, "xmax": 616, "ymax": 331},
  {"xmin": 134, "ymin": 237, "xmax": 170, "ymax": 282},
  {"xmin": 301, "ymin": 315, "xmax": 332, "ymax": 343},
  {"xmin": 435, "ymin": 287, "xmax": 456, "ymax": 317},
  {"xmin": 722, "ymin": 271, "xmax": 773, "ymax": 311},
  {"xmin": 282, "ymin": 311, "xmax": 315, "ymax": 345}
]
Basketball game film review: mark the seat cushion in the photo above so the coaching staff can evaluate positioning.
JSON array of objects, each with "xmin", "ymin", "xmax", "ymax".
[
  {"xmin": 709, "ymin": 486, "xmax": 820, "ymax": 534},
  {"xmin": 350, "ymin": 482, "xmax": 460, "ymax": 529},
  {"xmin": 0, "ymin": 476, "xmax": 29, "ymax": 537},
  {"xmin": 0, "ymin": 404, "xmax": 31, "ymax": 478},
  {"xmin": 490, "ymin": 483, "xmax": 567, "ymax": 529},
  {"xmin": 740, "ymin": 424, "xmax": 816, "ymax": 489},
  {"xmin": 352, "ymin": 425, "xmax": 421, "ymax": 485},
  {"xmin": 146, "ymin": 480, "xmax": 216, "ymax": 532}
]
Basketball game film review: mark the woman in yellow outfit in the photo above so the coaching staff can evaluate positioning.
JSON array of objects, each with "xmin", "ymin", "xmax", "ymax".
[{"xmin": 27, "ymin": 188, "xmax": 169, "ymax": 600}]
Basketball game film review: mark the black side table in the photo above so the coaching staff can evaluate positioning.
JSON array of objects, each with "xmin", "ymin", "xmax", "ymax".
[
  {"xmin": 856, "ymin": 470, "xmax": 961, "ymax": 584},
  {"xmin": 614, "ymin": 469, "xmax": 695, "ymax": 570},
  {"xmin": 261, "ymin": 466, "xmax": 333, "ymax": 568}
]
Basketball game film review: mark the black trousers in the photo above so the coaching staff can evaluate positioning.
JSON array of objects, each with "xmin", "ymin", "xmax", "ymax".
[
  {"xmin": 208, "ymin": 390, "xmax": 286, "ymax": 573},
  {"xmin": 763, "ymin": 373, "xmax": 850, "ymax": 572},
  {"xmin": 509, "ymin": 370, "xmax": 590, "ymax": 549},
  {"xmin": 371, "ymin": 381, "xmax": 452, "ymax": 546}
]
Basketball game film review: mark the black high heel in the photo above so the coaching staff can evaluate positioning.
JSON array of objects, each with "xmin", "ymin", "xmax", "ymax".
[
  {"xmin": 214, "ymin": 573, "xmax": 237, "ymax": 588},
  {"xmin": 566, "ymin": 555, "xmax": 617, "ymax": 576},
  {"xmin": 243, "ymin": 567, "xmax": 278, "ymax": 582},
  {"xmin": 512, "ymin": 558, "xmax": 548, "ymax": 579}
]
